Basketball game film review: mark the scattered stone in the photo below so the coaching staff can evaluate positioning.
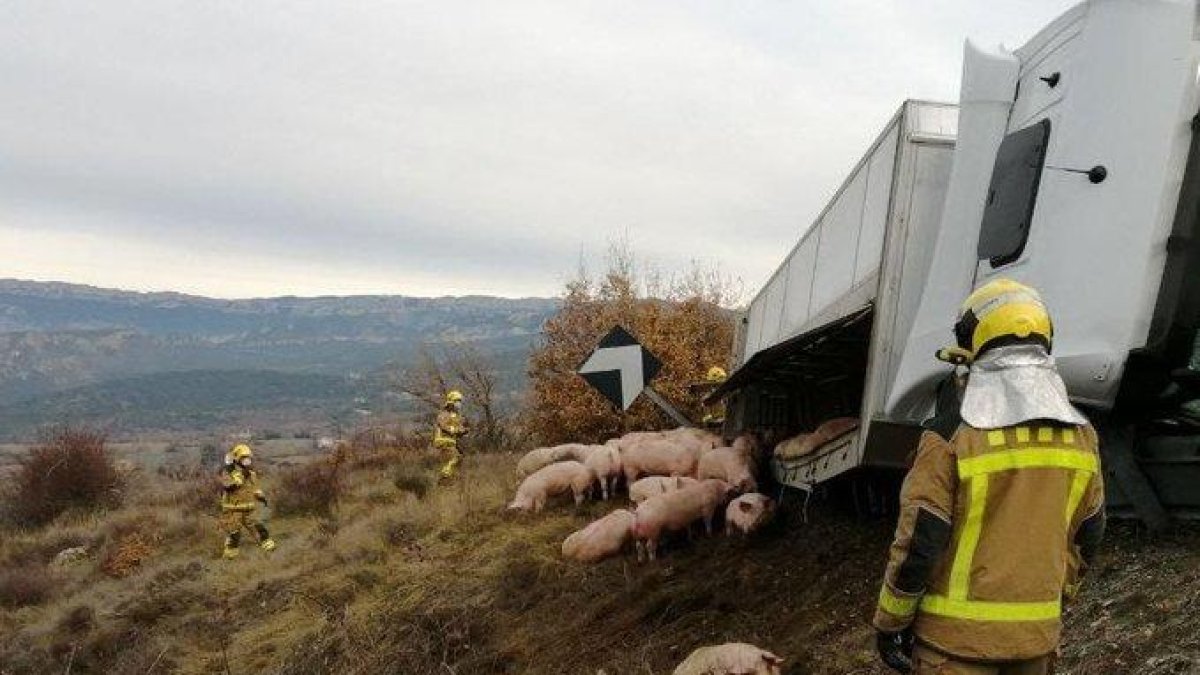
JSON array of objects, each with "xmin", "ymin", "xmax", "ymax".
[{"xmin": 52, "ymin": 546, "xmax": 88, "ymax": 567}]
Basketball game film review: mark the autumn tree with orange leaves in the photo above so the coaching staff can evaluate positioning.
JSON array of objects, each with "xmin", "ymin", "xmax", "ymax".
[{"xmin": 524, "ymin": 242, "xmax": 739, "ymax": 445}]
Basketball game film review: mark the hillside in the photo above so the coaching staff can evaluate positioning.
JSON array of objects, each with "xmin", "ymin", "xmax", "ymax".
[
  {"xmin": 0, "ymin": 449, "xmax": 1196, "ymax": 674},
  {"xmin": 0, "ymin": 280, "xmax": 557, "ymax": 439}
]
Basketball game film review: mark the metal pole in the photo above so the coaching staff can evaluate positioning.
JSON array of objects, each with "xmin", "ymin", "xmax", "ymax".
[{"xmin": 642, "ymin": 387, "xmax": 694, "ymax": 428}]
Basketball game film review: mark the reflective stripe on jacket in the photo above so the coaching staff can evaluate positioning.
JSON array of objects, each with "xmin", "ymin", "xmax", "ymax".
[
  {"xmin": 221, "ymin": 467, "xmax": 263, "ymax": 511},
  {"xmin": 873, "ymin": 424, "xmax": 1105, "ymax": 661}
]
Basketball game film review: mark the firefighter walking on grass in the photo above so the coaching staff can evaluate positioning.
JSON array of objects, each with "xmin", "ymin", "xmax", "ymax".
[
  {"xmin": 434, "ymin": 390, "xmax": 469, "ymax": 483},
  {"xmin": 874, "ymin": 279, "xmax": 1105, "ymax": 674},
  {"xmin": 220, "ymin": 444, "xmax": 276, "ymax": 559}
]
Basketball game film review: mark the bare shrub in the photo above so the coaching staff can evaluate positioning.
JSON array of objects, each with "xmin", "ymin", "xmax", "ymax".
[
  {"xmin": 0, "ymin": 564, "xmax": 55, "ymax": 608},
  {"xmin": 275, "ymin": 450, "xmax": 346, "ymax": 518},
  {"xmin": 3, "ymin": 428, "xmax": 124, "ymax": 527}
]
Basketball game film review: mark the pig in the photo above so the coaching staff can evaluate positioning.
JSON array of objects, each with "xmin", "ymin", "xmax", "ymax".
[
  {"xmin": 619, "ymin": 430, "xmax": 667, "ymax": 445},
  {"xmin": 664, "ymin": 427, "xmax": 722, "ymax": 459},
  {"xmin": 551, "ymin": 443, "xmax": 599, "ymax": 463},
  {"xmin": 631, "ymin": 479, "xmax": 734, "ymax": 562},
  {"xmin": 697, "ymin": 447, "xmax": 758, "ymax": 493},
  {"xmin": 508, "ymin": 461, "xmax": 596, "ymax": 513},
  {"xmin": 628, "ymin": 475, "xmax": 699, "ymax": 504},
  {"xmin": 561, "ymin": 508, "xmax": 635, "ymax": 563},
  {"xmin": 516, "ymin": 443, "xmax": 591, "ymax": 478},
  {"xmin": 673, "ymin": 643, "xmax": 784, "ymax": 675},
  {"xmin": 773, "ymin": 433, "xmax": 812, "ymax": 460},
  {"xmin": 725, "ymin": 493, "xmax": 776, "ymax": 536},
  {"xmin": 620, "ymin": 438, "xmax": 698, "ymax": 485},
  {"xmin": 731, "ymin": 433, "xmax": 760, "ymax": 457},
  {"xmin": 583, "ymin": 443, "xmax": 623, "ymax": 500}
]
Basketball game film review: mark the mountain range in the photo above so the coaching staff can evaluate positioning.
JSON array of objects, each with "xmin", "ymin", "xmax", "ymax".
[{"xmin": 0, "ymin": 279, "xmax": 558, "ymax": 440}]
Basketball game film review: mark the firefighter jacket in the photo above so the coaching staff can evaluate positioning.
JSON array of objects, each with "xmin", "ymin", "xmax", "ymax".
[
  {"xmin": 873, "ymin": 423, "xmax": 1105, "ymax": 661},
  {"xmin": 433, "ymin": 409, "xmax": 466, "ymax": 450},
  {"xmin": 221, "ymin": 465, "xmax": 265, "ymax": 512}
]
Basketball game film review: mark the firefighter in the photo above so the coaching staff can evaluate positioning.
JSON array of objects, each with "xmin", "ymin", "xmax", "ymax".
[
  {"xmin": 701, "ymin": 366, "xmax": 727, "ymax": 429},
  {"xmin": 873, "ymin": 279, "xmax": 1105, "ymax": 674},
  {"xmin": 219, "ymin": 444, "xmax": 276, "ymax": 559},
  {"xmin": 434, "ymin": 390, "xmax": 469, "ymax": 482}
]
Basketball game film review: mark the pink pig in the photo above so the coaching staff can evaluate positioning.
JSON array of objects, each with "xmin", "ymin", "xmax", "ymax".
[
  {"xmin": 631, "ymin": 479, "xmax": 734, "ymax": 562},
  {"xmin": 561, "ymin": 508, "xmax": 635, "ymax": 563},
  {"xmin": 583, "ymin": 443, "xmax": 623, "ymax": 500},
  {"xmin": 507, "ymin": 461, "xmax": 596, "ymax": 513},
  {"xmin": 628, "ymin": 476, "xmax": 699, "ymax": 504},
  {"xmin": 673, "ymin": 643, "xmax": 784, "ymax": 675},
  {"xmin": 697, "ymin": 447, "xmax": 758, "ymax": 493},
  {"xmin": 724, "ymin": 493, "xmax": 776, "ymax": 536},
  {"xmin": 620, "ymin": 438, "xmax": 698, "ymax": 485}
]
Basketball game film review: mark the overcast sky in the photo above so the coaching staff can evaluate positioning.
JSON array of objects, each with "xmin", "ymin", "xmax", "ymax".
[{"xmin": 2, "ymin": 1, "xmax": 1079, "ymax": 299}]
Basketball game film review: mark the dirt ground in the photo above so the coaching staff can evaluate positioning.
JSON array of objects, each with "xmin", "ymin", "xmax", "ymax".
[{"xmin": 1, "ymin": 449, "xmax": 1197, "ymax": 674}]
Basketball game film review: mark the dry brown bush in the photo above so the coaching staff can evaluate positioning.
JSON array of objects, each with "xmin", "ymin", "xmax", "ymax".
[
  {"xmin": 0, "ymin": 564, "xmax": 55, "ymax": 608},
  {"xmin": 3, "ymin": 428, "xmax": 124, "ymax": 527},
  {"xmin": 100, "ymin": 531, "xmax": 160, "ymax": 578},
  {"xmin": 275, "ymin": 450, "xmax": 346, "ymax": 518},
  {"xmin": 525, "ymin": 242, "xmax": 737, "ymax": 445}
]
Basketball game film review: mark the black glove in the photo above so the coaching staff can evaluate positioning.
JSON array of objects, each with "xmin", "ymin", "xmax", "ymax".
[{"xmin": 876, "ymin": 630, "xmax": 914, "ymax": 673}]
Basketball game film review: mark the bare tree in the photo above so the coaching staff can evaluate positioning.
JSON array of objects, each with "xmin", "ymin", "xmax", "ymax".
[
  {"xmin": 445, "ymin": 341, "xmax": 506, "ymax": 451},
  {"xmin": 390, "ymin": 342, "xmax": 509, "ymax": 451},
  {"xmin": 392, "ymin": 345, "xmax": 450, "ymax": 415}
]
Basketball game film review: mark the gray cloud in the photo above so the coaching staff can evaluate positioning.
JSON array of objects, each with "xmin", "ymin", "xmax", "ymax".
[{"xmin": 1, "ymin": 0, "xmax": 1077, "ymax": 298}]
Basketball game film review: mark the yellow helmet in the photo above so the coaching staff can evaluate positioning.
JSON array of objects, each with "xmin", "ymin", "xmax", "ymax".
[
  {"xmin": 705, "ymin": 366, "xmax": 728, "ymax": 383},
  {"xmin": 939, "ymin": 278, "xmax": 1053, "ymax": 365},
  {"xmin": 230, "ymin": 444, "xmax": 253, "ymax": 461},
  {"xmin": 445, "ymin": 390, "xmax": 464, "ymax": 405}
]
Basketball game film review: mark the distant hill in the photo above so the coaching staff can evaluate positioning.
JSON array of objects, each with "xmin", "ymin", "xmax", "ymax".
[{"xmin": 0, "ymin": 280, "xmax": 558, "ymax": 440}]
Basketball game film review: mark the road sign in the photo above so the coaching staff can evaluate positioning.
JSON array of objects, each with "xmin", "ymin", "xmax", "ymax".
[{"xmin": 578, "ymin": 326, "xmax": 662, "ymax": 411}]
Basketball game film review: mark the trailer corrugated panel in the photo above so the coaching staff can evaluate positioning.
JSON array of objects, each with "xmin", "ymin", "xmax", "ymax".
[{"xmin": 741, "ymin": 102, "xmax": 954, "ymax": 365}]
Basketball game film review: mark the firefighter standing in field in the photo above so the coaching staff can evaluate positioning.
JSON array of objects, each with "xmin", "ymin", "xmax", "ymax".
[
  {"xmin": 219, "ymin": 444, "xmax": 276, "ymax": 559},
  {"xmin": 434, "ymin": 390, "xmax": 469, "ymax": 483},
  {"xmin": 874, "ymin": 279, "xmax": 1105, "ymax": 674}
]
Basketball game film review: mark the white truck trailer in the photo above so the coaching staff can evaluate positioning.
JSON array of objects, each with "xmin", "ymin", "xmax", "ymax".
[{"xmin": 715, "ymin": 0, "xmax": 1200, "ymax": 526}]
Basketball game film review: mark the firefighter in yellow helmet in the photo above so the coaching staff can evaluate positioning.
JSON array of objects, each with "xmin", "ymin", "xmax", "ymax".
[
  {"xmin": 219, "ymin": 444, "xmax": 276, "ymax": 559},
  {"xmin": 433, "ymin": 390, "xmax": 469, "ymax": 482},
  {"xmin": 873, "ymin": 279, "xmax": 1104, "ymax": 674},
  {"xmin": 701, "ymin": 366, "xmax": 727, "ymax": 429}
]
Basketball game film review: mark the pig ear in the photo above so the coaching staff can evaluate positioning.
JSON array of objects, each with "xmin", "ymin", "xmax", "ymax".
[{"xmin": 739, "ymin": 501, "xmax": 753, "ymax": 513}]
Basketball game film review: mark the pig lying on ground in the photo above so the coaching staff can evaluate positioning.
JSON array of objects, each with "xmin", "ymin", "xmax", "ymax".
[
  {"xmin": 621, "ymin": 438, "xmax": 698, "ymax": 485},
  {"xmin": 673, "ymin": 643, "xmax": 784, "ymax": 675},
  {"xmin": 696, "ymin": 447, "xmax": 758, "ymax": 493},
  {"xmin": 627, "ymin": 476, "xmax": 699, "ymax": 503},
  {"xmin": 508, "ymin": 461, "xmax": 596, "ymax": 513},
  {"xmin": 561, "ymin": 508, "xmax": 635, "ymax": 563},
  {"xmin": 725, "ymin": 493, "xmax": 775, "ymax": 536},
  {"xmin": 632, "ymin": 479, "xmax": 734, "ymax": 562},
  {"xmin": 583, "ymin": 443, "xmax": 623, "ymax": 500}
]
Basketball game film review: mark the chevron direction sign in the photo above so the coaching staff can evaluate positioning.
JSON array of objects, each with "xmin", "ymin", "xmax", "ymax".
[{"xmin": 578, "ymin": 326, "xmax": 662, "ymax": 411}]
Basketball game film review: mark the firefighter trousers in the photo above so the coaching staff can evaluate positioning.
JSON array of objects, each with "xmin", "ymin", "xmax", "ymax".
[{"xmin": 914, "ymin": 645, "xmax": 1054, "ymax": 675}]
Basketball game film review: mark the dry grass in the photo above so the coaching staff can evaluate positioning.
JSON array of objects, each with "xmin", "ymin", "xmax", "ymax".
[{"xmin": 1, "ymin": 445, "xmax": 1197, "ymax": 674}]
